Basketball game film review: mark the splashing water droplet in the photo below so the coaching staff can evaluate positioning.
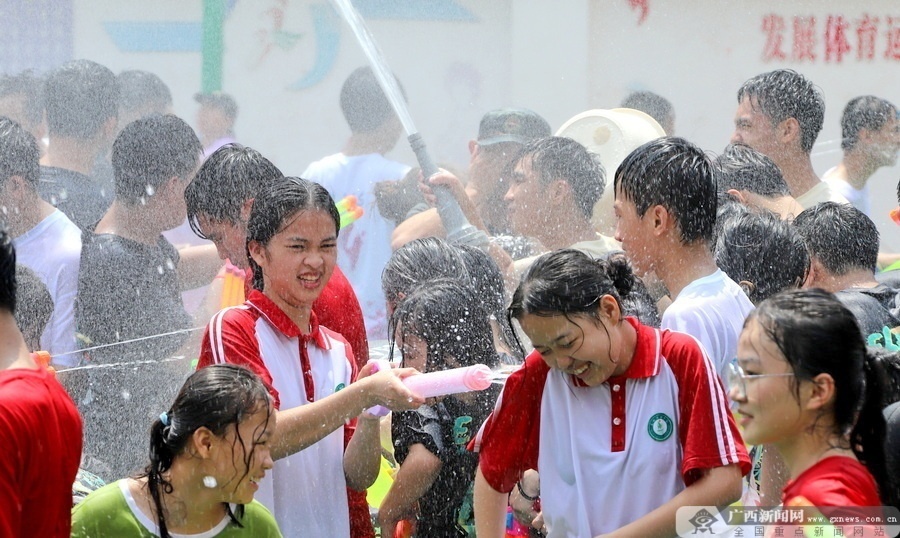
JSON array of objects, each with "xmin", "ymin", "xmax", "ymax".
[{"xmin": 145, "ymin": 184, "xmax": 155, "ymax": 196}]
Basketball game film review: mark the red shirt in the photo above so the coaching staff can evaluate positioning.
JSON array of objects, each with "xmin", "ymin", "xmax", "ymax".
[
  {"xmin": 782, "ymin": 455, "xmax": 881, "ymax": 507},
  {"xmin": 0, "ymin": 366, "xmax": 83, "ymax": 538}
]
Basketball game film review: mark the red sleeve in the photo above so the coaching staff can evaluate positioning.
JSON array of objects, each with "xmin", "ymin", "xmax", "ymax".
[
  {"xmin": 314, "ymin": 266, "xmax": 369, "ymax": 370},
  {"xmin": 661, "ymin": 331, "xmax": 750, "ymax": 485},
  {"xmin": 470, "ymin": 351, "xmax": 548, "ymax": 493},
  {"xmin": 198, "ymin": 306, "xmax": 281, "ymax": 409}
]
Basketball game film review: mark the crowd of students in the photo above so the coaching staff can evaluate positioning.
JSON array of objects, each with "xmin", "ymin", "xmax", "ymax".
[{"xmin": 0, "ymin": 57, "xmax": 898, "ymax": 538}]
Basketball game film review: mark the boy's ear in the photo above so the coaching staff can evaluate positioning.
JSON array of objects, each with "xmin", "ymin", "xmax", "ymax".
[
  {"xmin": 780, "ymin": 117, "xmax": 801, "ymax": 148},
  {"xmin": 240, "ymin": 198, "xmax": 254, "ymax": 222},
  {"xmin": 649, "ymin": 204, "xmax": 671, "ymax": 236},
  {"xmin": 549, "ymin": 179, "xmax": 571, "ymax": 204}
]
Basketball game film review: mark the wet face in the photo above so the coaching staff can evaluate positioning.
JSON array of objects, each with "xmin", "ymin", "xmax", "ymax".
[
  {"xmin": 865, "ymin": 115, "xmax": 900, "ymax": 167},
  {"xmin": 249, "ymin": 209, "xmax": 338, "ymax": 312},
  {"xmin": 731, "ymin": 97, "xmax": 783, "ymax": 160},
  {"xmin": 213, "ymin": 404, "xmax": 276, "ymax": 505},
  {"xmin": 398, "ymin": 330, "xmax": 428, "ymax": 372},
  {"xmin": 197, "ymin": 214, "xmax": 249, "ymax": 268},
  {"xmin": 504, "ymin": 155, "xmax": 548, "ymax": 238},
  {"xmin": 159, "ymin": 175, "xmax": 191, "ymax": 230},
  {"xmin": 518, "ymin": 308, "xmax": 623, "ymax": 387},
  {"xmin": 469, "ymin": 141, "xmax": 520, "ymax": 203},
  {"xmin": 730, "ymin": 319, "xmax": 803, "ymax": 447},
  {"xmin": 613, "ymin": 192, "xmax": 654, "ymax": 276}
]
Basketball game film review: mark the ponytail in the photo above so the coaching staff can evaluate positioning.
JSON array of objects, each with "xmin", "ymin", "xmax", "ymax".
[
  {"xmin": 852, "ymin": 352, "xmax": 895, "ymax": 507},
  {"xmin": 146, "ymin": 417, "xmax": 176, "ymax": 538}
]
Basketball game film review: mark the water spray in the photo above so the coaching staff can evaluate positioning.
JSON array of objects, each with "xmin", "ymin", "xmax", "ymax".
[{"xmin": 330, "ymin": 0, "xmax": 489, "ymax": 248}]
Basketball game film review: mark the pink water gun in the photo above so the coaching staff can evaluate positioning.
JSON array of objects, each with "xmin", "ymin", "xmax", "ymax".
[{"xmin": 366, "ymin": 360, "xmax": 493, "ymax": 416}]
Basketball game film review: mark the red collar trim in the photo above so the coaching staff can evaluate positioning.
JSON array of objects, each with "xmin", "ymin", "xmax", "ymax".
[
  {"xmin": 246, "ymin": 289, "xmax": 326, "ymax": 348},
  {"xmin": 605, "ymin": 317, "xmax": 660, "ymax": 385}
]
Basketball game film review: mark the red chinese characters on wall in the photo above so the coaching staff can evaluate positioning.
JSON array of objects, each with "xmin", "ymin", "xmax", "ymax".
[{"xmin": 762, "ymin": 13, "xmax": 900, "ymax": 63}]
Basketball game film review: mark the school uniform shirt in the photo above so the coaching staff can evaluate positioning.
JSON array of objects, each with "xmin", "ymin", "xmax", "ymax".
[
  {"xmin": 661, "ymin": 269, "xmax": 754, "ymax": 380},
  {"xmin": 473, "ymin": 317, "xmax": 750, "ymax": 537},
  {"xmin": 833, "ymin": 284, "xmax": 900, "ymax": 347},
  {"xmin": 0, "ymin": 365, "xmax": 83, "ymax": 538},
  {"xmin": 781, "ymin": 456, "xmax": 881, "ymax": 508},
  {"xmin": 199, "ymin": 290, "xmax": 357, "ymax": 537}
]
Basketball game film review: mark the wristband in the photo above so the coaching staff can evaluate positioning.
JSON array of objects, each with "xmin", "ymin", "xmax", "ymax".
[{"xmin": 516, "ymin": 480, "xmax": 539, "ymax": 502}]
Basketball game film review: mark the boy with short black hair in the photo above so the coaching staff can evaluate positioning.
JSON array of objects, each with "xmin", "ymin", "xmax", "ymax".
[
  {"xmin": 614, "ymin": 137, "xmax": 754, "ymax": 377},
  {"xmin": 715, "ymin": 143, "xmax": 802, "ymax": 219}
]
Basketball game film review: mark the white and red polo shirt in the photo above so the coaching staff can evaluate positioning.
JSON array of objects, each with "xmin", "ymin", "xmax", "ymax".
[
  {"xmin": 198, "ymin": 290, "xmax": 358, "ymax": 538},
  {"xmin": 472, "ymin": 317, "xmax": 750, "ymax": 537}
]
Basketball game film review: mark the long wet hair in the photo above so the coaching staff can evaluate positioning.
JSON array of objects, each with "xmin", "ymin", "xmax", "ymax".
[
  {"xmin": 507, "ymin": 249, "xmax": 636, "ymax": 356},
  {"xmin": 141, "ymin": 364, "xmax": 273, "ymax": 538},
  {"xmin": 389, "ymin": 278, "xmax": 498, "ymax": 372},
  {"xmin": 381, "ymin": 237, "xmax": 469, "ymax": 307},
  {"xmin": 246, "ymin": 176, "xmax": 340, "ymax": 291},
  {"xmin": 748, "ymin": 289, "xmax": 894, "ymax": 506}
]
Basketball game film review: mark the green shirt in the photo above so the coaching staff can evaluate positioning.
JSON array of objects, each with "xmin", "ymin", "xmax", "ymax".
[{"xmin": 71, "ymin": 480, "xmax": 282, "ymax": 537}]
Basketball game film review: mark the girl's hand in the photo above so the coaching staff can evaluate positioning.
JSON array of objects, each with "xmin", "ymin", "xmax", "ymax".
[{"xmin": 361, "ymin": 367, "xmax": 425, "ymax": 411}]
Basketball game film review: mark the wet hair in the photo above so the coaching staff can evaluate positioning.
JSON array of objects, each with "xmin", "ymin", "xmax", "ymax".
[
  {"xmin": 715, "ymin": 143, "xmax": 790, "ymax": 198},
  {"xmin": 606, "ymin": 251, "xmax": 661, "ymax": 327},
  {"xmin": 117, "ymin": 70, "xmax": 173, "ymax": 123},
  {"xmin": 0, "ymin": 116, "xmax": 40, "ymax": 189},
  {"xmin": 748, "ymin": 289, "xmax": 893, "ymax": 506},
  {"xmin": 44, "ymin": 59, "xmax": 119, "ymax": 138},
  {"xmin": 381, "ymin": 237, "xmax": 469, "ymax": 307},
  {"xmin": 792, "ymin": 202, "xmax": 879, "ymax": 276},
  {"xmin": 614, "ymin": 136, "xmax": 717, "ymax": 244},
  {"xmin": 620, "ymin": 90, "xmax": 674, "ymax": 131},
  {"xmin": 142, "ymin": 364, "xmax": 272, "ymax": 538},
  {"xmin": 0, "ymin": 230, "xmax": 15, "ymax": 314},
  {"xmin": 715, "ymin": 204, "xmax": 808, "ymax": 304},
  {"xmin": 508, "ymin": 249, "xmax": 637, "ymax": 355},
  {"xmin": 390, "ymin": 278, "xmax": 498, "ymax": 372},
  {"xmin": 455, "ymin": 244, "xmax": 522, "ymax": 360},
  {"xmin": 112, "ymin": 114, "xmax": 202, "ymax": 205},
  {"xmin": 14, "ymin": 265, "xmax": 53, "ymax": 350},
  {"xmin": 246, "ymin": 177, "xmax": 340, "ymax": 291},
  {"xmin": 0, "ymin": 70, "xmax": 44, "ymax": 128},
  {"xmin": 186, "ymin": 144, "xmax": 283, "ymax": 238},
  {"xmin": 512, "ymin": 136, "xmax": 605, "ymax": 219},
  {"xmin": 737, "ymin": 69, "xmax": 824, "ymax": 154},
  {"xmin": 841, "ymin": 95, "xmax": 897, "ymax": 151},
  {"xmin": 340, "ymin": 66, "xmax": 405, "ymax": 133}
]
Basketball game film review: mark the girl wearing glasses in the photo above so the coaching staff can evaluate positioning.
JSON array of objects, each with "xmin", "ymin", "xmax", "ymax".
[
  {"xmin": 473, "ymin": 249, "xmax": 749, "ymax": 537},
  {"xmin": 729, "ymin": 288, "xmax": 896, "ymax": 509}
]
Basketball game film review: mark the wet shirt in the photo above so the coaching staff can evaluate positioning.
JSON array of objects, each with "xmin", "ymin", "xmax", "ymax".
[
  {"xmin": 71, "ymin": 230, "xmax": 192, "ymax": 479},
  {"xmin": 392, "ymin": 384, "xmax": 500, "ymax": 536},
  {"xmin": 71, "ymin": 481, "xmax": 282, "ymax": 537},
  {"xmin": 834, "ymin": 284, "xmax": 900, "ymax": 348},
  {"xmin": 38, "ymin": 165, "xmax": 115, "ymax": 230}
]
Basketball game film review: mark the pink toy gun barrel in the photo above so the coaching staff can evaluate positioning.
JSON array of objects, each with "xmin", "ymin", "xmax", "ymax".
[{"xmin": 366, "ymin": 360, "xmax": 492, "ymax": 417}]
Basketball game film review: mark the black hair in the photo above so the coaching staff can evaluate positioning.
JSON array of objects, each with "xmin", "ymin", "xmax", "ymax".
[
  {"xmin": 381, "ymin": 237, "xmax": 470, "ymax": 307},
  {"xmin": 0, "ymin": 116, "xmax": 40, "ymax": 189},
  {"xmin": 614, "ymin": 136, "xmax": 717, "ymax": 245},
  {"xmin": 841, "ymin": 95, "xmax": 897, "ymax": 151},
  {"xmin": 142, "ymin": 364, "xmax": 272, "ymax": 538},
  {"xmin": 455, "ymin": 244, "xmax": 522, "ymax": 360},
  {"xmin": 14, "ymin": 264, "xmax": 53, "ymax": 350},
  {"xmin": 0, "ymin": 70, "xmax": 44, "ymax": 127},
  {"xmin": 508, "ymin": 249, "xmax": 636, "ymax": 355},
  {"xmin": 339, "ymin": 66, "xmax": 405, "ymax": 133},
  {"xmin": 715, "ymin": 204, "xmax": 808, "ymax": 305},
  {"xmin": 748, "ymin": 289, "xmax": 893, "ymax": 507},
  {"xmin": 512, "ymin": 136, "xmax": 605, "ymax": 219},
  {"xmin": 0, "ymin": 230, "xmax": 15, "ymax": 314},
  {"xmin": 44, "ymin": 59, "xmax": 119, "ymax": 138},
  {"xmin": 715, "ymin": 143, "xmax": 791, "ymax": 198},
  {"xmin": 792, "ymin": 202, "xmax": 879, "ymax": 276},
  {"xmin": 112, "ymin": 114, "xmax": 202, "ymax": 205},
  {"xmin": 117, "ymin": 70, "xmax": 173, "ymax": 121},
  {"xmin": 246, "ymin": 177, "xmax": 340, "ymax": 291},
  {"xmin": 390, "ymin": 278, "xmax": 498, "ymax": 372},
  {"xmin": 186, "ymin": 144, "xmax": 283, "ymax": 239},
  {"xmin": 737, "ymin": 69, "xmax": 824, "ymax": 154},
  {"xmin": 620, "ymin": 90, "xmax": 674, "ymax": 130},
  {"xmin": 606, "ymin": 251, "xmax": 661, "ymax": 328}
]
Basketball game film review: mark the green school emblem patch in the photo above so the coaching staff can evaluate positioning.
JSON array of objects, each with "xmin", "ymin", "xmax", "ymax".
[
  {"xmin": 334, "ymin": 383, "xmax": 346, "ymax": 393},
  {"xmin": 648, "ymin": 412, "xmax": 673, "ymax": 441}
]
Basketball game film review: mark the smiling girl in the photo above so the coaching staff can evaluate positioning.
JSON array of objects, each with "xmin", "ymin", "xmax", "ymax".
[
  {"xmin": 71, "ymin": 364, "xmax": 281, "ymax": 537},
  {"xmin": 472, "ymin": 249, "xmax": 749, "ymax": 537},
  {"xmin": 729, "ymin": 288, "xmax": 895, "ymax": 510}
]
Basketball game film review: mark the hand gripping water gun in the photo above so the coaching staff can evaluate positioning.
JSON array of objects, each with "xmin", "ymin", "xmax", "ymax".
[
  {"xmin": 337, "ymin": 195, "xmax": 364, "ymax": 229},
  {"xmin": 365, "ymin": 360, "xmax": 493, "ymax": 417}
]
